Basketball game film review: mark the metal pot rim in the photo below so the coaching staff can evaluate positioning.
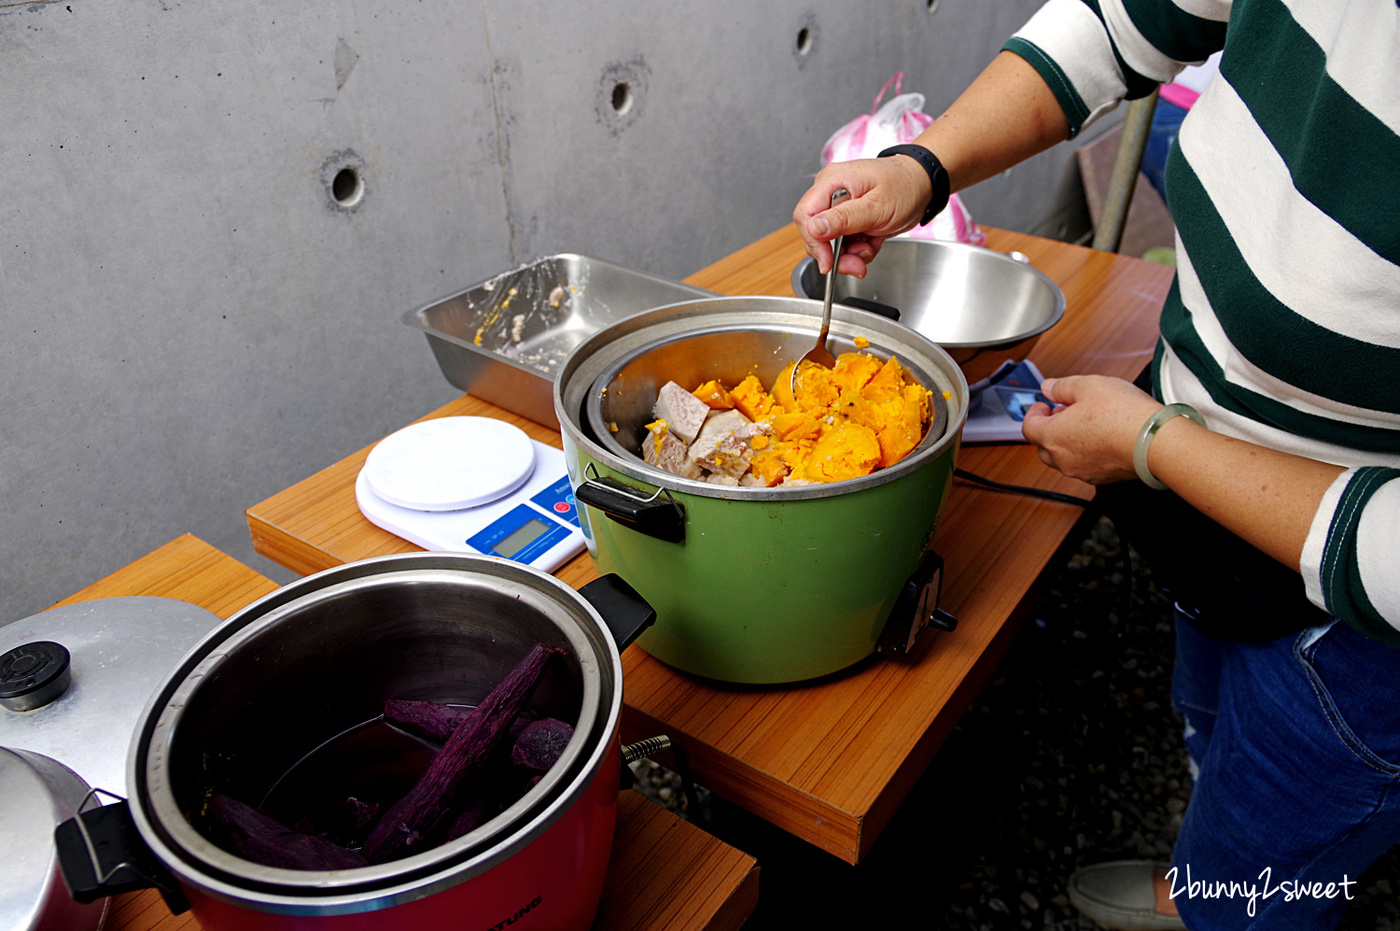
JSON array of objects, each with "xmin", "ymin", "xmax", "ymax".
[
  {"xmin": 555, "ymin": 296, "xmax": 968, "ymax": 501},
  {"xmin": 126, "ymin": 553, "xmax": 624, "ymax": 914}
]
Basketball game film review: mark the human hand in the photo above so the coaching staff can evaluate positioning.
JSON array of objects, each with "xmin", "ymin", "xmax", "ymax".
[
  {"xmin": 1020, "ymin": 375, "xmax": 1163, "ymax": 485},
  {"xmin": 791, "ymin": 155, "xmax": 931, "ymax": 276}
]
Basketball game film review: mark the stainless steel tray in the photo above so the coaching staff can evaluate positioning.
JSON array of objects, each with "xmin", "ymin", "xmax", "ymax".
[{"xmin": 405, "ymin": 254, "xmax": 714, "ymax": 428}]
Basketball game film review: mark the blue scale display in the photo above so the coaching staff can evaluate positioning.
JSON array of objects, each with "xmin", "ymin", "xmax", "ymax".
[{"xmin": 355, "ymin": 417, "xmax": 585, "ymax": 572}]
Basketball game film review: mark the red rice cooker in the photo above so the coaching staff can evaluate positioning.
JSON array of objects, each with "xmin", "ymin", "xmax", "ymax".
[{"xmin": 52, "ymin": 554, "xmax": 654, "ymax": 930}]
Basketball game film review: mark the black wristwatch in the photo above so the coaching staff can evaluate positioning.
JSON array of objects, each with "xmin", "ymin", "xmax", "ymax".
[{"xmin": 877, "ymin": 144, "xmax": 950, "ymax": 226}]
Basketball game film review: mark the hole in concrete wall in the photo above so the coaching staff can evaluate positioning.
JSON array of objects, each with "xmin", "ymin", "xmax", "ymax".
[
  {"xmin": 792, "ymin": 13, "xmax": 818, "ymax": 66},
  {"xmin": 320, "ymin": 150, "xmax": 367, "ymax": 213},
  {"xmin": 926, "ymin": 0, "xmax": 940, "ymax": 13},
  {"xmin": 611, "ymin": 82, "xmax": 633, "ymax": 115},
  {"xmin": 597, "ymin": 59, "xmax": 649, "ymax": 134},
  {"xmin": 331, "ymin": 167, "xmax": 363, "ymax": 206}
]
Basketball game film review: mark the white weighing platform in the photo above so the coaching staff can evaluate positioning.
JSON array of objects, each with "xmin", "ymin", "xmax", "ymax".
[{"xmin": 355, "ymin": 417, "xmax": 586, "ymax": 572}]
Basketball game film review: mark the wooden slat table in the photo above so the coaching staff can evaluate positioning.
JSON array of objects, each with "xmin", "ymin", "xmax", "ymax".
[
  {"xmin": 247, "ymin": 225, "xmax": 1174, "ymax": 864},
  {"xmin": 44, "ymin": 534, "xmax": 758, "ymax": 931}
]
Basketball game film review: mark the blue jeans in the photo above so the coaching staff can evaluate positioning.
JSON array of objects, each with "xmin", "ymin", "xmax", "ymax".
[{"xmin": 1169, "ymin": 615, "xmax": 1400, "ymax": 929}]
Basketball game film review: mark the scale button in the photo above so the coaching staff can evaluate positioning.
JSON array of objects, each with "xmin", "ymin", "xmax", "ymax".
[
  {"xmin": 363, "ymin": 417, "xmax": 536, "ymax": 511},
  {"xmin": 532, "ymin": 477, "xmax": 581, "ymax": 527}
]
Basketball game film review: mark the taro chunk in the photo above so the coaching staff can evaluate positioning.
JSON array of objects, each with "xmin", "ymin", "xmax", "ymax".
[
  {"xmin": 687, "ymin": 410, "xmax": 770, "ymax": 479},
  {"xmin": 652, "ymin": 381, "xmax": 710, "ymax": 444},
  {"xmin": 643, "ymin": 428, "xmax": 702, "ymax": 479}
]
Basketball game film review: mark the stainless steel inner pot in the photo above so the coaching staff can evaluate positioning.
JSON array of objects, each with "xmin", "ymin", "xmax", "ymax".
[
  {"xmin": 560, "ymin": 296, "xmax": 968, "ymax": 501},
  {"xmin": 127, "ymin": 554, "xmax": 623, "ymax": 914},
  {"xmin": 585, "ymin": 325, "xmax": 949, "ymax": 481}
]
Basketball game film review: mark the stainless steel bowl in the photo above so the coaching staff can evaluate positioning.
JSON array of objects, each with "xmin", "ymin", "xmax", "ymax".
[{"xmin": 791, "ymin": 240, "xmax": 1065, "ymax": 386}]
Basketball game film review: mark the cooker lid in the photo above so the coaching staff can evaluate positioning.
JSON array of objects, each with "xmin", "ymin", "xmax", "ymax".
[{"xmin": 0, "ymin": 597, "xmax": 224, "ymax": 798}]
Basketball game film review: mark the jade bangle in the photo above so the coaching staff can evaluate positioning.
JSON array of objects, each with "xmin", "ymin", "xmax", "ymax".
[{"xmin": 1133, "ymin": 403, "xmax": 1206, "ymax": 490}]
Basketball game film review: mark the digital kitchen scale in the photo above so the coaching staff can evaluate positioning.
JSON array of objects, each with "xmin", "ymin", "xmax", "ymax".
[
  {"xmin": 355, "ymin": 417, "xmax": 586, "ymax": 572},
  {"xmin": 962, "ymin": 359, "xmax": 1049, "ymax": 443}
]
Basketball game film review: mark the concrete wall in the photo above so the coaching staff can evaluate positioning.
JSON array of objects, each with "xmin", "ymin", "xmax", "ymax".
[{"xmin": 1, "ymin": 0, "xmax": 1083, "ymax": 623}]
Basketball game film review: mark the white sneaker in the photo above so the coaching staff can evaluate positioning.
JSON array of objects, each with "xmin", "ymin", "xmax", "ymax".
[{"xmin": 1066, "ymin": 860, "xmax": 1187, "ymax": 930}]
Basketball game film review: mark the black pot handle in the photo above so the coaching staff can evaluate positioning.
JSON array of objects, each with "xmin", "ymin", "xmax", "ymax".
[
  {"xmin": 579, "ymin": 574, "xmax": 656, "ymax": 651},
  {"xmin": 876, "ymin": 552, "xmax": 957, "ymax": 657},
  {"xmin": 55, "ymin": 794, "xmax": 190, "ymax": 914},
  {"xmin": 574, "ymin": 471, "xmax": 685, "ymax": 544},
  {"xmin": 842, "ymin": 296, "xmax": 901, "ymax": 321}
]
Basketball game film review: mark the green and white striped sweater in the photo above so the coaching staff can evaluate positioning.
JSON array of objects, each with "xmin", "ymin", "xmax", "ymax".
[{"xmin": 1006, "ymin": 0, "xmax": 1400, "ymax": 644}]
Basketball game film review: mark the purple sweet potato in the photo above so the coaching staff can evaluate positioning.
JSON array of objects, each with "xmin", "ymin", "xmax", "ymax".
[
  {"xmin": 362, "ymin": 643, "xmax": 562, "ymax": 863},
  {"xmin": 510, "ymin": 717, "xmax": 574, "ymax": 774},
  {"xmin": 446, "ymin": 796, "xmax": 490, "ymax": 841},
  {"xmin": 323, "ymin": 796, "xmax": 380, "ymax": 849},
  {"xmin": 206, "ymin": 794, "xmax": 367, "ymax": 871},
  {"xmin": 383, "ymin": 699, "xmax": 474, "ymax": 743}
]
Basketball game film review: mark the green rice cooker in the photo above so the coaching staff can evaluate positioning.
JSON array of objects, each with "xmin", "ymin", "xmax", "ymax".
[{"xmin": 554, "ymin": 296, "xmax": 967, "ymax": 684}]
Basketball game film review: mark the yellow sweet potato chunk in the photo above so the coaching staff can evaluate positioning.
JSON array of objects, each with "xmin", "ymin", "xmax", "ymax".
[
  {"xmin": 903, "ymin": 383, "xmax": 932, "ymax": 422},
  {"xmin": 730, "ymin": 375, "xmax": 778, "ymax": 421},
  {"xmin": 829, "ymin": 352, "xmax": 883, "ymax": 393},
  {"xmin": 691, "ymin": 379, "xmax": 735, "ymax": 410},
  {"xmin": 868, "ymin": 397, "xmax": 926, "ymax": 467},
  {"xmin": 771, "ymin": 412, "xmax": 822, "ymax": 442},
  {"xmin": 803, "ymin": 422, "xmax": 881, "ymax": 483},
  {"xmin": 771, "ymin": 362, "xmax": 798, "ymax": 413},
  {"xmin": 863, "ymin": 356, "xmax": 909, "ymax": 401},
  {"xmin": 748, "ymin": 449, "xmax": 790, "ymax": 486},
  {"xmin": 792, "ymin": 364, "xmax": 840, "ymax": 410}
]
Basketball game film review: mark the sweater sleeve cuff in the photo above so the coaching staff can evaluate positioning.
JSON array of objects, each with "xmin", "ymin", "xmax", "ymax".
[
  {"xmin": 1002, "ymin": 0, "xmax": 1131, "ymax": 138},
  {"xmin": 1306, "ymin": 467, "xmax": 1400, "ymax": 647},
  {"xmin": 1301, "ymin": 469, "xmax": 1352, "ymax": 611}
]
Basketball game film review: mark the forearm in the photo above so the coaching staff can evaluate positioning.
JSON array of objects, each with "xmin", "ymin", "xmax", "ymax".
[
  {"xmin": 1024, "ymin": 377, "xmax": 1400, "ymax": 637},
  {"xmin": 1142, "ymin": 418, "xmax": 1345, "ymax": 572},
  {"xmin": 913, "ymin": 50, "xmax": 1071, "ymax": 193},
  {"xmin": 1023, "ymin": 375, "xmax": 1345, "ymax": 573}
]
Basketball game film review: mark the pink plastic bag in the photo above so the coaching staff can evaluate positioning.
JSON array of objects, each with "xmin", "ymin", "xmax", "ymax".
[{"xmin": 819, "ymin": 73, "xmax": 985, "ymax": 246}]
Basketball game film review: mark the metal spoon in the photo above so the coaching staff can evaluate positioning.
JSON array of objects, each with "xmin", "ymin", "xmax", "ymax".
[{"xmin": 790, "ymin": 188, "xmax": 850, "ymax": 399}]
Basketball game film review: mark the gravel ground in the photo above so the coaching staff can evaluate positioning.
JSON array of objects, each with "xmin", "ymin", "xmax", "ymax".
[{"xmin": 631, "ymin": 515, "xmax": 1400, "ymax": 929}]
